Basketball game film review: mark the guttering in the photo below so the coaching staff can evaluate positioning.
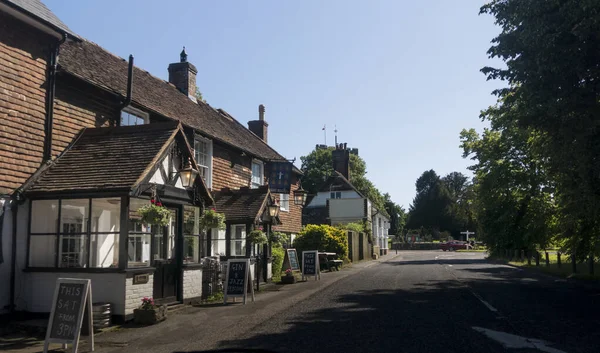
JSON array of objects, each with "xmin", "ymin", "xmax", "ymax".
[
  {"xmin": 0, "ymin": 1, "xmax": 65, "ymax": 40},
  {"xmin": 43, "ymin": 33, "xmax": 67, "ymax": 162}
]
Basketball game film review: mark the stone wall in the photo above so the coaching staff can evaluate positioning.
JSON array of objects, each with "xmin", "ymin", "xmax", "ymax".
[
  {"xmin": 182, "ymin": 268, "xmax": 202, "ymax": 303},
  {"xmin": 124, "ymin": 274, "xmax": 154, "ymax": 316}
]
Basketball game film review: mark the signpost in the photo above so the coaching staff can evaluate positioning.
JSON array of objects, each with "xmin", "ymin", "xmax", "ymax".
[
  {"xmin": 460, "ymin": 230, "xmax": 475, "ymax": 242},
  {"xmin": 224, "ymin": 258, "xmax": 255, "ymax": 304},
  {"xmin": 302, "ymin": 250, "xmax": 320, "ymax": 281},
  {"xmin": 283, "ymin": 248, "xmax": 301, "ymax": 273},
  {"xmin": 44, "ymin": 278, "xmax": 93, "ymax": 353}
]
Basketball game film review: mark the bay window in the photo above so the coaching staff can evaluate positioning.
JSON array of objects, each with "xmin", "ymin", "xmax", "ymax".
[
  {"xmin": 183, "ymin": 205, "xmax": 202, "ymax": 263},
  {"xmin": 29, "ymin": 198, "xmax": 120, "ymax": 269},
  {"xmin": 128, "ymin": 198, "xmax": 152, "ymax": 267}
]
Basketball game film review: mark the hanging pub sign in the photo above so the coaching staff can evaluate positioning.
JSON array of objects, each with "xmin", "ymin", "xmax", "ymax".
[
  {"xmin": 44, "ymin": 278, "xmax": 94, "ymax": 353},
  {"xmin": 302, "ymin": 250, "xmax": 320, "ymax": 281},
  {"xmin": 283, "ymin": 248, "xmax": 301, "ymax": 272},
  {"xmin": 268, "ymin": 161, "xmax": 293, "ymax": 193},
  {"xmin": 224, "ymin": 259, "xmax": 255, "ymax": 304}
]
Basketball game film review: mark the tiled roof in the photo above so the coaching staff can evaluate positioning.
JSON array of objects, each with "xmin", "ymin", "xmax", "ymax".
[
  {"xmin": 4, "ymin": 0, "xmax": 77, "ymax": 37},
  {"xmin": 302, "ymin": 206, "xmax": 328, "ymax": 225},
  {"xmin": 27, "ymin": 123, "xmax": 180, "ymax": 194},
  {"xmin": 318, "ymin": 171, "xmax": 365, "ymax": 197},
  {"xmin": 213, "ymin": 186, "xmax": 270, "ymax": 223},
  {"xmin": 58, "ymin": 40, "xmax": 288, "ymax": 162}
]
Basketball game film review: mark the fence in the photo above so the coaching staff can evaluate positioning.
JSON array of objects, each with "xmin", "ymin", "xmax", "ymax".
[{"xmin": 498, "ymin": 249, "xmax": 599, "ymax": 277}]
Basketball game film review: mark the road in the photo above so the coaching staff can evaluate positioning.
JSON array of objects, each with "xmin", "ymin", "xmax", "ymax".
[{"xmin": 89, "ymin": 251, "xmax": 600, "ymax": 353}]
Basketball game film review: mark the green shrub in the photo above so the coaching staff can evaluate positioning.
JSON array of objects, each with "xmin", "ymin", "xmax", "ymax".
[
  {"xmin": 293, "ymin": 224, "xmax": 348, "ymax": 261},
  {"xmin": 271, "ymin": 245, "xmax": 285, "ymax": 281},
  {"xmin": 269, "ymin": 231, "xmax": 289, "ymax": 247}
]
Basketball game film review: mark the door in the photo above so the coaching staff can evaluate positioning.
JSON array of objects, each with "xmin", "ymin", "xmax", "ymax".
[{"xmin": 153, "ymin": 208, "xmax": 179, "ymax": 304}]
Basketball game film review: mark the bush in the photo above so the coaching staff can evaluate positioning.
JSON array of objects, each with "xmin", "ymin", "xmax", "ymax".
[
  {"xmin": 271, "ymin": 245, "xmax": 285, "ymax": 281},
  {"xmin": 293, "ymin": 224, "xmax": 348, "ymax": 261}
]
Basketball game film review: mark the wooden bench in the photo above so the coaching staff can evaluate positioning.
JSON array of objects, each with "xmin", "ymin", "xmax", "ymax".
[{"xmin": 327, "ymin": 259, "xmax": 343, "ymax": 271}]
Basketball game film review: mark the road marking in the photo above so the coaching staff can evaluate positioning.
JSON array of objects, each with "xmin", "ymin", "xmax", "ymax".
[
  {"xmin": 472, "ymin": 327, "xmax": 567, "ymax": 353},
  {"xmin": 470, "ymin": 291, "xmax": 498, "ymax": 313},
  {"xmin": 447, "ymin": 265, "xmax": 453, "ymax": 267}
]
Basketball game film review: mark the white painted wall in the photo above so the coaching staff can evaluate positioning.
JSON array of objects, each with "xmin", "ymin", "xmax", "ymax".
[
  {"xmin": 125, "ymin": 274, "xmax": 154, "ymax": 316},
  {"xmin": 329, "ymin": 198, "xmax": 365, "ymax": 224},
  {"xmin": 183, "ymin": 268, "xmax": 202, "ymax": 300},
  {"xmin": 307, "ymin": 190, "xmax": 361, "ymax": 208},
  {"xmin": 22, "ymin": 272, "xmax": 126, "ymax": 315}
]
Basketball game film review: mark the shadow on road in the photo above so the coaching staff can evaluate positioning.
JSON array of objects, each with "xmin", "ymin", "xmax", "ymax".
[
  {"xmin": 216, "ymin": 259, "xmax": 600, "ymax": 353},
  {"xmin": 381, "ymin": 258, "xmax": 490, "ymax": 266}
]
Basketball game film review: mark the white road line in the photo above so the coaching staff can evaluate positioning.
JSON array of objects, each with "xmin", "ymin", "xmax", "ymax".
[
  {"xmin": 470, "ymin": 291, "xmax": 498, "ymax": 313},
  {"xmin": 472, "ymin": 327, "xmax": 567, "ymax": 353}
]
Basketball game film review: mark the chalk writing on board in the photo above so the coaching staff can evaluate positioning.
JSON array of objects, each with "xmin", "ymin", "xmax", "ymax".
[
  {"xmin": 49, "ymin": 283, "xmax": 85, "ymax": 341},
  {"xmin": 226, "ymin": 261, "xmax": 247, "ymax": 295},
  {"xmin": 303, "ymin": 252, "xmax": 316, "ymax": 275},
  {"xmin": 288, "ymin": 249, "xmax": 299, "ymax": 271}
]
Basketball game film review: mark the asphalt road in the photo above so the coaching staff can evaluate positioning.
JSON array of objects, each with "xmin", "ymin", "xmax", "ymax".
[
  {"xmin": 85, "ymin": 251, "xmax": 600, "ymax": 353},
  {"xmin": 214, "ymin": 251, "xmax": 600, "ymax": 353}
]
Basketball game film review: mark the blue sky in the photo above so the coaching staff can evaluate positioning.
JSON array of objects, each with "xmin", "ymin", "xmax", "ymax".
[{"xmin": 45, "ymin": 0, "xmax": 500, "ymax": 209}]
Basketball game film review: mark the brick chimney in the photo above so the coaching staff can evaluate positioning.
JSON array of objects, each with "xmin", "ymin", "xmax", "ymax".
[
  {"xmin": 248, "ymin": 104, "xmax": 269, "ymax": 143},
  {"xmin": 168, "ymin": 47, "xmax": 198, "ymax": 102},
  {"xmin": 332, "ymin": 143, "xmax": 350, "ymax": 179}
]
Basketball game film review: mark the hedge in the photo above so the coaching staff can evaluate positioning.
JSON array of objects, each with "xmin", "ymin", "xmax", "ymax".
[{"xmin": 293, "ymin": 224, "xmax": 349, "ymax": 261}]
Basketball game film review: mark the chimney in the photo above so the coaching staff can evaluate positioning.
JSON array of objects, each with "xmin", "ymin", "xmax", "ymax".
[
  {"xmin": 332, "ymin": 143, "xmax": 350, "ymax": 179},
  {"xmin": 248, "ymin": 104, "xmax": 269, "ymax": 143},
  {"xmin": 168, "ymin": 47, "xmax": 198, "ymax": 102}
]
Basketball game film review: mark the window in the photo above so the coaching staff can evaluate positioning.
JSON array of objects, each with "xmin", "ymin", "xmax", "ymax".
[
  {"xmin": 29, "ymin": 198, "xmax": 120, "ymax": 268},
  {"xmin": 330, "ymin": 191, "xmax": 341, "ymax": 199},
  {"xmin": 194, "ymin": 136, "xmax": 213, "ymax": 188},
  {"xmin": 211, "ymin": 228, "xmax": 227, "ymax": 256},
  {"xmin": 279, "ymin": 194, "xmax": 289, "ymax": 212},
  {"xmin": 183, "ymin": 205, "xmax": 202, "ymax": 263},
  {"xmin": 230, "ymin": 225, "xmax": 246, "ymax": 256},
  {"xmin": 128, "ymin": 198, "xmax": 152, "ymax": 267},
  {"xmin": 120, "ymin": 107, "xmax": 148, "ymax": 126},
  {"xmin": 251, "ymin": 160, "xmax": 264, "ymax": 188}
]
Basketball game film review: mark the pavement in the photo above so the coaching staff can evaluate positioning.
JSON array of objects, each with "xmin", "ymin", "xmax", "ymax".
[{"xmin": 4, "ymin": 250, "xmax": 600, "ymax": 353}]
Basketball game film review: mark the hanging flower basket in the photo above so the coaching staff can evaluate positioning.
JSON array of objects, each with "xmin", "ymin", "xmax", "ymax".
[
  {"xmin": 247, "ymin": 229, "xmax": 268, "ymax": 245},
  {"xmin": 138, "ymin": 201, "xmax": 171, "ymax": 226},
  {"xmin": 199, "ymin": 209, "xmax": 226, "ymax": 230}
]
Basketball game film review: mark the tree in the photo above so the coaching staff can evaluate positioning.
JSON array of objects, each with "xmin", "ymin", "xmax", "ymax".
[
  {"xmin": 194, "ymin": 87, "xmax": 206, "ymax": 103},
  {"xmin": 406, "ymin": 170, "xmax": 454, "ymax": 238},
  {"xmin": 479, "ymin": 0, "xmax": 600, "ymax": 258},
  {"xmin": 383, "ymin": 193, "xmax": 406, "ymax": 236},
  {"xmin": 299, "ymin": 146, "xmax": 387, "ymax": 215}
]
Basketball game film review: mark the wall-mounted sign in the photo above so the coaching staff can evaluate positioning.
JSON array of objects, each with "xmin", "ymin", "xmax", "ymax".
[
  {"xmin": 268, "ymin": 162, "xmax": 293, "ymax": 193},
  {"xmin": 44, "ymin": 278, "xmax": 94, "ymax": 353},
  {"xmin": 224, "ymin": 259, "xmax": 255, "ymax": 304},
  {"xmin": 133, "ymin": 273, "xmax": 149, "ymax": 285},
  {"xmin": 302, "ymin": 250, "xmax": 320, "ymax": 281}
]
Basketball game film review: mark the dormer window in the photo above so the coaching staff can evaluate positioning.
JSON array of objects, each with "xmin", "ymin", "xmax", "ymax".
[
  {"xmin": 120, "ymin": 106, "xmax": 148, "ymax": 126},
  {"xmin": 251, "ymin": 160, "xmax": 264, "ymax": 189},
  {"xmin": 194, "ymin": 136, "xmax": 213, "ymax": 188}
]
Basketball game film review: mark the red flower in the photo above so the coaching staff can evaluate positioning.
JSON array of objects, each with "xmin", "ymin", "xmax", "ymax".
[
  {"xmin": 156, "ymin": 202, "xmax": 162, "ymax": 207},
  {"xmin": 150, "ymin": 199, "xmax": 155, "ymax": 204}
]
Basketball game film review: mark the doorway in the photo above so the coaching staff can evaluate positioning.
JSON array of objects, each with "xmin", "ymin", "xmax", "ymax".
[{"xmin": 152, "ymin": 208, "xmax": 179, "ymax": 304}]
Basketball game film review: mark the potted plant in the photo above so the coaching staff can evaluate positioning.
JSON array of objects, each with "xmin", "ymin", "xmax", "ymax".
[
  {"xmin": 247, "ymin": 229, "xmax": 268, "ymax": 246},
  {"xmin": 138, "ymin": 199, "xmax": 171, "ymax": 226},
  {"xmin": 133, "ymin": 297, "xmax": 167, "ymax": 325},
  {"xmin": 281, "ymin": 268, "xmax": 296, "ymax": 284},
  {"xmin": 199, "ymin": 209, "xmax": 226, "ymax": 230}
]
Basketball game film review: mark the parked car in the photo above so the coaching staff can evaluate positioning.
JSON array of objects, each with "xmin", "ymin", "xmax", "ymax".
[{"xmin": 440, "ymin": 241, "xmax": 471, "ymax": 251}]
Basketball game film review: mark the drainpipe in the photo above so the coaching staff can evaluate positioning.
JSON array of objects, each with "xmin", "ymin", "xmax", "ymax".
[
  {"xmin": 8, "ymin": 196, "xmax": 18, "ymax": 312},
  {"xmin": 42, "ymin": 33, "xmax": 67, "ymax": 162},
  {"xmin": 117, "ymin": 55, "xmax": 134, "ymax": 126}
]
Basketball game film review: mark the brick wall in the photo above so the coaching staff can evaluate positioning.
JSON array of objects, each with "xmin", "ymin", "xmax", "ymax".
[
  {"xmin": 52, "ymin": 75, "xmax": 119, "ymax": 156},
  {"xmin": 125, "ymin": 274, "xmax": 154, "ymax": 316},
  {"xmin": 0, "ymin": 13, "xmax": 54, "ymax": 194},
  {"xmin": 212, "ymin": 143, "xmax": 251, "ymax": 190},
  {"xmin": 273, "ymin": 175, "xmax": 303, "ymax": 234},
  {"xmin": 182, "ymin": 268, "xmax": 202, "ymax": 302}
]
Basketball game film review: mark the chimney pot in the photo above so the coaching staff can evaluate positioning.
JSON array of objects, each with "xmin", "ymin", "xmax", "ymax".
[{"xmin": 248, "ymin": 104, "xmax": 269, "ymax": 143}]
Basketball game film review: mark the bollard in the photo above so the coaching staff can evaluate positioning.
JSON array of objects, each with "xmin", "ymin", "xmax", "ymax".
[
  {"xmin": 535, "ymin": 252, "xmax": 540, "ymax": 266},
  {"xmin": 557, "ymin": 252, "xmax": 561, "ymax": 268},
  {"xmin": 589, "ymin": 254, "xmax": 594, "ymax": 275},
  {"xmin": 545, "ymin": 252, "xmax": 550, "ymax": 267},
  {"xmin": 571, "ymin": 252, "xmax": 577, "ymax": 274}
]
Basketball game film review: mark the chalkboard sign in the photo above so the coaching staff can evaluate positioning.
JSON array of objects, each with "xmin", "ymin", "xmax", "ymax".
[
  {"xmin": 302, "ymin": 251, "xmax": 320, "ymax": 281},
  {"xmin": 224, "ymin": 259, "xmax": 255, "ymax": 304},
  {"xmin": 44, "ymin": 278, "xmax": 94, "ymax": 353},
  {"xmin": 285, "ymin": 249, "xmax": 300, "ymax": 272}
]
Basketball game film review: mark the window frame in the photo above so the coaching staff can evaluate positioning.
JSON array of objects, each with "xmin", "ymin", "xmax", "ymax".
[
  {"xmin": 251, "ymin": 160, "xmax": 264, "ymax": 189},
  {"xmin": 194, "ymin": 135, "xmax": 213, "ymax": 189},
  {"xmin": 330, "ymin": 191, "xmax": 341, "ymax": 199},
  {"xmin": 279, "ymin": 193, "xmax": 290, "ymax": 212},
  {"xmin": 120, "ymin": 106, "xmax": 149, "ymax": 126},
  {"xmin": 230, "ymin": 224, "xmax": 247, "ymax": 256},
  {"xmin": 28, "ymin": 198, "xmax": 121, "ymax": 270}
]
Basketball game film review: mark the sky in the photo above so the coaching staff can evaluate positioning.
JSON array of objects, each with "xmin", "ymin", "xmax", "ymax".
[{"xmin": 44, "ymin": 0, "xmax": 501, "ymax": 209}]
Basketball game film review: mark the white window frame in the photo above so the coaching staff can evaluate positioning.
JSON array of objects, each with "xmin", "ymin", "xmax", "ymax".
[
  {"xmin": 230, "ymin": 224, "xmax": 247, "ymax": 256},
  {"xmin": 194, "ymin": 135, "xmax": 213, "ymax": 189},
  {"xmin": 279, "ymin": 193, "xmax": 289, "ymax": 212},
  {"xmin": 251, "ymin": 160, "xmax": 264, "ymax": 189},
  {"xmin": 120, "ymin": 106, "xmax": 149, "ymax": 126}
]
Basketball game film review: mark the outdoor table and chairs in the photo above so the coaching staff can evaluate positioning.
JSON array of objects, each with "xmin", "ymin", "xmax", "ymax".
[{"xmin": 318, "ymin": 252, "xmax": 343, "ymax": 272}]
